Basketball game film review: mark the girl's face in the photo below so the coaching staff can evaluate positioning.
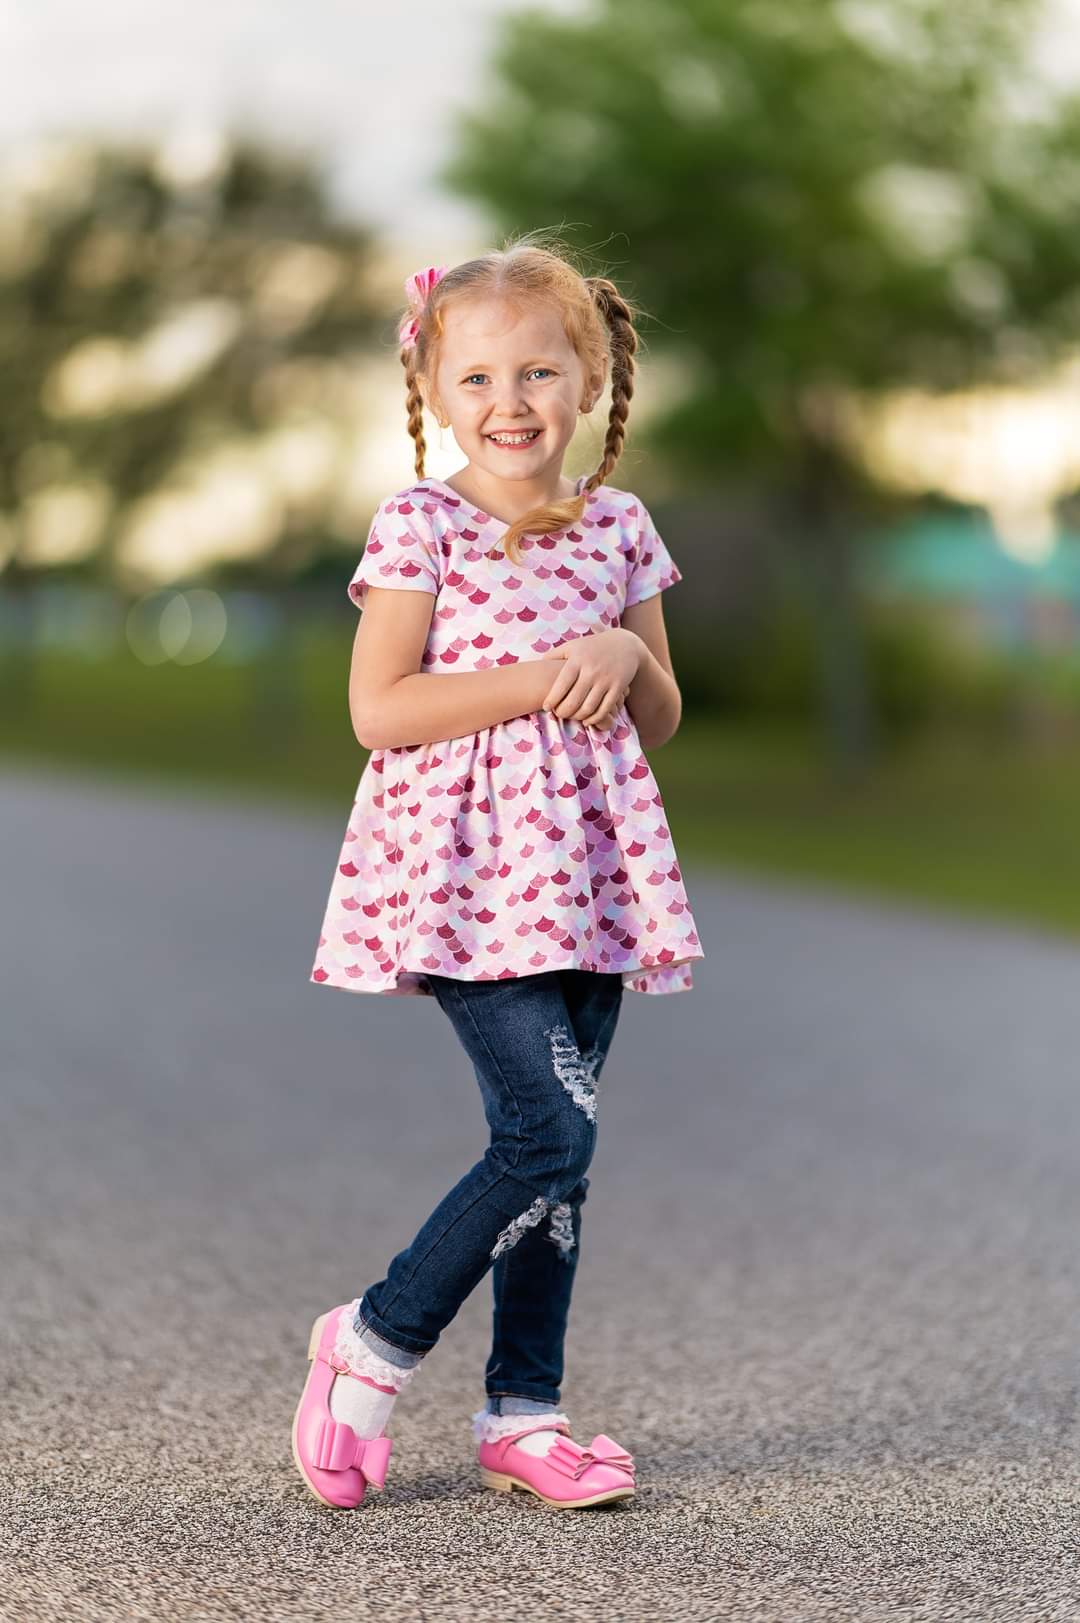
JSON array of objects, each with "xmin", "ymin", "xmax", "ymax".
[{"xmin": 424, "ymin": 296, "xmax": 604, "ymax": 489}]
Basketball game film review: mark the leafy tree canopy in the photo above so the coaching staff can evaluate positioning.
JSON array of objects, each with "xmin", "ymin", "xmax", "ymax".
[{"xmin": 439, "ymin": 0, "xmax": 1080, "ymax": 488}]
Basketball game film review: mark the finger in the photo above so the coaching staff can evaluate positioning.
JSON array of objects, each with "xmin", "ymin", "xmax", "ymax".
[
  {"xmin": 545, "ymin": 662, "xmax": 599, "ymax": 714},
  {"xmin": 569, "ymin": 684, "xmax": 611, "ymax": 722},
  {"xmin": 542, "ymin": 666, "xmax": 579, "ymax": 713},
  {"xmin": 553, "ymin": 675, "xmax": 604, "ymax": 719},
  {"xmin": 579, "ymin": 681, "xmax": 623, "ymax": 726}
]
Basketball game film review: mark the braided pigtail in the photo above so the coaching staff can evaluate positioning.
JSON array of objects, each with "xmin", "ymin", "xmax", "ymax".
[
  {"xmin": 581, "ymin": 276, "xmax": 639, "ymax": 496},
  {"xmin": 402, "ymin": 347, "xmax": 428, "ymax": 482}
]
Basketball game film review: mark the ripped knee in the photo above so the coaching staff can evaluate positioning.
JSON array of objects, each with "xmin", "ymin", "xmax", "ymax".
[
  {"xmin": 546, "ymin": 1200, "xmax": 575, "ymax": 1259},
  {"xmin": 490, "ymin": 1194, "xmax": 579, "ymax": 1264},
  {"xmin": 543, "ymin": 1022, "xmax": 601, "ymax": 1122},
  {"xmin": 487, "ymin": 1024, "xmax": 600, "ymax": 1265}
]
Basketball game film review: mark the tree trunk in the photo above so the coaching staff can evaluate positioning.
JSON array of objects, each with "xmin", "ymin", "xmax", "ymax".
[
  {"xmin": 784, "ymin": 431, "xmax": 879, "ymax": 781},
  {"xmin": 2, "ymin": 570, "xmax": 40, "ymax": 714},
  {"xmin": 803, "ymin": 518, "xmax": 879, "ymax": 781}
]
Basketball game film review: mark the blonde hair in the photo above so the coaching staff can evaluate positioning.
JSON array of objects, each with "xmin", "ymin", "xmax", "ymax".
[{"xmin": 400, "ymin": 230, "xmax": 645, "ymax": 565}]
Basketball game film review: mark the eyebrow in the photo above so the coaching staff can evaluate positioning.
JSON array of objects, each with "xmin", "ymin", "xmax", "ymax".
[{"xmin": 456, "ymin": 358, "xmax": 562, "ymax": 372}]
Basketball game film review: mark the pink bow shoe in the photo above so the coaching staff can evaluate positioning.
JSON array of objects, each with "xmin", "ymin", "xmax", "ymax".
[
  {"xmin": 291, "ymin": 1304, "xmax": 394, "ymax": 1509},
  {"xmin": 477, "ymin": 1418, "xmax": 636, "ymax": 1509}
]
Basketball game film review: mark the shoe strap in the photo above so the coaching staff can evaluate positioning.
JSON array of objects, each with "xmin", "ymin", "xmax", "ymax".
[{"xmin": 502, "ymin": 1417, "xmax": 573, "ymax": 1445}]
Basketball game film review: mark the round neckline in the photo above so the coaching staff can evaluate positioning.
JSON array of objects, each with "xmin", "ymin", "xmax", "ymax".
[{"xmin": 417, "ymin": 473, "xmax": 592, "ymax": 530}]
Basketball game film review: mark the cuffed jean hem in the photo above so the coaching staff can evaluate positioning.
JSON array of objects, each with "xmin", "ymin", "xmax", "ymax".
[
  {"xmin": 353, "ymin": 1304, "xmax": 429, "ymax": 1366},
  {"xmin": 485, "ymin": 1394, "xmax": 563, "ymax": 1417}
]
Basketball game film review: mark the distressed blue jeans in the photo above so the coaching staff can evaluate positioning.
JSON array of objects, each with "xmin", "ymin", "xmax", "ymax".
[{"xmin": 351, "ymin": 968, "xmax": 624, "ymax": 1414}]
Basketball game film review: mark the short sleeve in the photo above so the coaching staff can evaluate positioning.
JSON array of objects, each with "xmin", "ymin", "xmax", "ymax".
[
  {"xmin": 624, "ymin": 500, "xmax": 683, "ymax": 608},
  {"xmin": 348, "ymin": 496, "xmax": 440, "ymax": 614}
]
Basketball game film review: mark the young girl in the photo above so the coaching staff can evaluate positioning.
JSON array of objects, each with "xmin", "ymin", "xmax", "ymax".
[{"xmin": 293, "ymin": 239, "xmax": 704, "ymax": 1512}]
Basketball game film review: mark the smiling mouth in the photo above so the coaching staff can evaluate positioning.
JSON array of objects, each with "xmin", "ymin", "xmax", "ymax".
[{"xmin": 486, "ymin": 429, "xmax": 542, "ymax": 445}]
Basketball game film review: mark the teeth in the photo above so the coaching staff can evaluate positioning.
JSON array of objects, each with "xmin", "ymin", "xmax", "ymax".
[{"xmin": 489, "ymin": 431, "xmax": 540, "ymax": 444}]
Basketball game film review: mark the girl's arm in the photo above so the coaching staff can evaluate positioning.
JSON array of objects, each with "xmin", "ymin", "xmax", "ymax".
[
  {"xmin": 620, "ymin": 596, "xmax": 682, "ymax": 751},
  {"xmin": 349, "ymin": 587, "xmax": 568, "ymax": 750}
]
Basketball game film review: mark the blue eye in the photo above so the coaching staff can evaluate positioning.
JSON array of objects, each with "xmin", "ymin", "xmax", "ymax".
[{"xmin": 462, "ymin": 369, "xmax": 554, "ymax": 385}]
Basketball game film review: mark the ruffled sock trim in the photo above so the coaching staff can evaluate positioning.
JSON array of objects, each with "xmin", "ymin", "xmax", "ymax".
[
  {"xmin": 471, "ymin": 1407, "xmax": 570, "ymax": 1445},
  {"xmin": 332, "ymin": 1300, "xmax": 423, "ymax": 1394}
]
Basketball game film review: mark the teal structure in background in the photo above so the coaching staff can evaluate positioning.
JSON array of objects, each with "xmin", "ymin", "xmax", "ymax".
[{"xmin": 858, "ymin": 513, "xmax": 1080, "ymax": 653}]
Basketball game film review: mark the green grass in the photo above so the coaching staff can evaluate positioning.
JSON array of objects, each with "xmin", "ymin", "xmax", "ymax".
[
  {"xmin": 661, "ymin": 716, "xmax": 1080, "ymax": 937},
  {"xmin": 4, "ymin": 639, "xmax": 1080, "ymax": 944}
]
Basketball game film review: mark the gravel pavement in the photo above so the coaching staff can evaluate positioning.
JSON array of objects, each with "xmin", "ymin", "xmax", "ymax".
[{"xmin": 2, "ymin": 761, "xmax": 1079, "ymax": 1622}]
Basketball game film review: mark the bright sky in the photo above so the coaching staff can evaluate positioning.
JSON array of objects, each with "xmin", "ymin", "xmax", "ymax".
[
  {"xmin": 4, "ymin": 0, "xmax": 1078, "ymax": 262},
  {"xmin": 1, "ymin": 0, "xmax": 587, "ymax": 261}
]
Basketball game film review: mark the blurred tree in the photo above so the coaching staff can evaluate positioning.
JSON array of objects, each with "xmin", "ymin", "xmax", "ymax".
[
  {"xmin": 438, "ymin": 0, "xmax": 1080, "ymax": 775},
  {"xmin": 0, "ymin": 132, "xmax": 386, "ymax": 729},
  {"xmin": 0, "ymin": 133, "xmax": 383, "ymax": 583}
]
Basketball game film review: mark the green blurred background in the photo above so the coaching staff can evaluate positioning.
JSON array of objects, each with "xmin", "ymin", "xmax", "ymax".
[{"xmin": 6, "ymin": 0, "xmax": 1080, "ymax": 934}]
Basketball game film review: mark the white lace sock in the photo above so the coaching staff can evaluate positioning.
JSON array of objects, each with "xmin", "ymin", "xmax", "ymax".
[
  {"xmin": 512, "ymin": 1428, "xmax": 563, "ymax": 1457},
  {"xmin": 329, "ymin": 1302, "xmax": 422, "ymax": 1439},
  {"xmin": 471, "ymin": 1408, "xmax": 570, "ymax": 1455},
  {"xmin": 329, "ymin": 1372, "xmax": 398, "ymax": 1439}
]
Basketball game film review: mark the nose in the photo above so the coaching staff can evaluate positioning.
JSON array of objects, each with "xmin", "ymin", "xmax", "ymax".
[{"xmin": 490, "ymin": 378, "xmax": 532, "ymax": 418}]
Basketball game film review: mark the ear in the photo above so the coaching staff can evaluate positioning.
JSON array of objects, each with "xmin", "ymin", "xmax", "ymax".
[{"xmin": 584, "ymin": 359, "xmax": 609, "ymax": 410}]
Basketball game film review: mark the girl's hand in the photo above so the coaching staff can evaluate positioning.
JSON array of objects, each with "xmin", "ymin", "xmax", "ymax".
[{"xmin": 541, "ymin": 628, "xmax": 643, "ymax": 731}]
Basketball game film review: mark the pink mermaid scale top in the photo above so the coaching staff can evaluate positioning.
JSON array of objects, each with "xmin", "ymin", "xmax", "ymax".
[{"xmin": 310, "ymin": 474, "xmax": 705, "ymax": 996}]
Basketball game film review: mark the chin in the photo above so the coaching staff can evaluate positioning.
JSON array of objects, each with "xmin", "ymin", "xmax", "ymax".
[{"xmin": 478, "ymin": 447, "xmax": 568, "ymax": 478}]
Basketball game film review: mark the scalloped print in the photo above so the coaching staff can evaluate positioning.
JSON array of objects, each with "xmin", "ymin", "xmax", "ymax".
[{"xmin": 310, "ymin": 476, "xmax": 704, "ymax": 996}]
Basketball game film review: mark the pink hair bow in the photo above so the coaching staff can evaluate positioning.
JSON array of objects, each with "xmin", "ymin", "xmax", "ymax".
[{"xmin": 398, "ymin": 264, "xmax": 447, "ymax": 350}]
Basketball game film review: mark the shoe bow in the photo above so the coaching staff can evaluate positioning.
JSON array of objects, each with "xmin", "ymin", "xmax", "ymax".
[
  {"xmin": 310, "ymin": 1418, "xmax": 393, "ymax": 1487},
  {"xmin": 544, "ymin": 1432, "xmax": 635, "ymax": 1481}
]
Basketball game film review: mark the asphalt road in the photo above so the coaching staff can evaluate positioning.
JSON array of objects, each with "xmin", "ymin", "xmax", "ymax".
[{"xmin": 3, "ymin": 761, "xmax": 1079, "ymax": 1623}]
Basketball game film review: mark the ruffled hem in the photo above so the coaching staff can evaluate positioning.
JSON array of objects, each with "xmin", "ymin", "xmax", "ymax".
[{"xmin": 311, "ymin": 950, "xmax": 702, "ymax": 998}]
